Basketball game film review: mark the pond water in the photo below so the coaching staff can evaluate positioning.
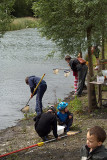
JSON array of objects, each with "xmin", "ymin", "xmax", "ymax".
[{"xmin": 0, "ymin": 28, "xmax": 74, "ymax": 130}]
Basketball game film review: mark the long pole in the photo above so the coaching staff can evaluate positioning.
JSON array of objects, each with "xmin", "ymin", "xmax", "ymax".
[{"xmin": 0, "ymin": 135, "xmax": 67, "ymax": 158}]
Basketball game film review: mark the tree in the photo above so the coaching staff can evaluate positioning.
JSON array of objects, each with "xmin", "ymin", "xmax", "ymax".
[
  {"xmin": 33, "ymin": 0, "xmax": 107, "ymax": 111},
  {"xmin": 0, "ymin": 0, "xmax": 14, "ymax": 37},
  {"xmin": 12, "ymin": 0, "xmax": 35, "ymax": 17}
]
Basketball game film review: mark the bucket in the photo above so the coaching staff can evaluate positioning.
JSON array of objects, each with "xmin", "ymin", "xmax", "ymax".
[
  {"xmin": 102, "ymin": 70, "xmax": 107, "ymax": 79},
  {"xmin": 64, "ymin": 70, "xmax": 70, "ymax": 77},
  {"xmin": 49, "ymin": 125, "xmax": 65, "ymax": 136},
  {"xmin": 97, "ymin": 76, "xmax": 104, "ymax": 83},
  {"xmin": 53, "ymin": 68, "xmax": 59, "ymax": 74}
]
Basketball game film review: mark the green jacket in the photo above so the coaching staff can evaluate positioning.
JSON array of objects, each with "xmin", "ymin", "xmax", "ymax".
[{"xmin": 81, "ymin": 145, "xmax": 107, "ymax": 160}]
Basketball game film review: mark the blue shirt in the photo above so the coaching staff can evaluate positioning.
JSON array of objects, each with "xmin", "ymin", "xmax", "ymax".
[{"xmin": 57, "ymin": 111, "xmax": 68, "ymax": 122}]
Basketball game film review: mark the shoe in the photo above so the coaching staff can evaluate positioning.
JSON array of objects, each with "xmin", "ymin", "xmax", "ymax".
[
  {"xmin": 41, "ymin": 136, "xmax": 48, "ymax": 141},
  {"xmin": 83, "ymin": 85, "xmax": 87, "ymax": 90},
  {"xmin": 94, "ymin": 66, "xmax": 99, "ymax": 70}
]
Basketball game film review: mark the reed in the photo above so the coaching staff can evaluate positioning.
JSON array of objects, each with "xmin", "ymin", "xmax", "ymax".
[{"xmin": 8, "ymin": 17, "xmax": 39, "ymax": 31}]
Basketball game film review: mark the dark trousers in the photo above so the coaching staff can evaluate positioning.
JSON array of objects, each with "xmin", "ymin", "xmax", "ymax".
[
  {"xmin": 77, "ymin": 65, "xmax": 88, "ymax": 95},
  {"xmin": 65, "ymin": 117, "xmax": 73, "ymax": 132},
  {"xmin": 36, "ymin": 84, "xmax": 47, "ymax": 115}
]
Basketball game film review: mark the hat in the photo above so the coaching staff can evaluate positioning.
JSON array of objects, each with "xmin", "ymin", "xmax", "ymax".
[
  {"xmin": 48, "ymin": 106, "xmax": 56, "ymax": 113},
  {"xmin": 57, "ymin": 102, "xmax": 68, "ymax": 111}
]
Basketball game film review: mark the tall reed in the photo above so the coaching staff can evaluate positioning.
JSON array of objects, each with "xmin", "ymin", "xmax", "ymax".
[{"xmin": 8, "ymin": 17, "xmax": 38, "ymax": 31}]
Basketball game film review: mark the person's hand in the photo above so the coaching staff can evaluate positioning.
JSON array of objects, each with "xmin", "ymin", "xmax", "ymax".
[
  {"xmin": 69, "ymin": 115, "xmax": 72, "ymax": 119},
  {"xmin": 30, "ymin": 93, "xmax": 33, "ymax": 98},
  {"xmin": 56, "ymin": 137, "xmax": 61, "ymax": 140}
]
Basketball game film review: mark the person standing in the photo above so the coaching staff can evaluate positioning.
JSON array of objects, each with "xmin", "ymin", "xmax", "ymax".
[
  {"xmin": 65, "ymin": 55, "xmax": 88, "ymax": 96},
  {"xmin": 91, "ymin": 45, "xmax": 101, "ymax": 70},
  {"xmin": 25, "ymin": 75, "xmax": 47, "ymax": 115}
]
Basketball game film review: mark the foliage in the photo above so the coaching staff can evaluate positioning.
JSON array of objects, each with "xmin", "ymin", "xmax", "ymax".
[
  {"xmin": 32, "ymin": 0, "xmax": 107, "ymax": 56},
  {"xmin": 69, "ymin": 96, "xmax": 83, "ymax": 113},
  {"xmin": 0, "ymin": 0, "xmax": 15, "ymax": 37},
  {"xmin": 12, "ymin": 0, "xmax": 35, "ymax": 17}
]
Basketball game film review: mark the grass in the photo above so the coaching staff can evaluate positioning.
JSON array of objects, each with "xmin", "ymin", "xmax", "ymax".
[{"xmin": 8, "ymin": 17, "xmax": 39, "ymax": 31}]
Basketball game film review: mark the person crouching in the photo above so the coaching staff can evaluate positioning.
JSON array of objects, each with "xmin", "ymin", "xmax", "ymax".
[
  {"xmin": 57, "ymin": 102, "xmax": 73, "ymax": 132},
  {"xmin": 34, "ymin": 106, "xmax": 59, "ymax": 141}
]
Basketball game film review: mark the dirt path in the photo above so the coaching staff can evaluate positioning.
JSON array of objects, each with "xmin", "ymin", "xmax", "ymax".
[{"xmin": 0, "ymin": 92, "xmax": 107, "ymax": 160}]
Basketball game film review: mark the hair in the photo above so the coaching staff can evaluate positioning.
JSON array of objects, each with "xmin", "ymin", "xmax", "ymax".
[
  {"xmin": 25, "ymin": 77, "xmax": 29, "ymax": 84},
  {"xmin": 88, "ymin": 126, "xmax": 106, "ymax": 143},
  {"xmin": 65, "ymin": 55, "xmax": 71, "ymax": 61}
]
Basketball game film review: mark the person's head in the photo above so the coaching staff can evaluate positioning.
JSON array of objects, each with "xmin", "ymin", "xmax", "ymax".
[
  {"xmin": 57, "ymin": 102, "xmax": 68, "ymax": 113},
  {"xmin": 48, "ymin": 106, "xmax": 57, "ymax": 115},
  {"xmin": 86, "ymin": 126, "xmax": 106, "ymax": 151},
  {"xmin": 77, "ymin": 52, "xmax": 82, "ymax": 58},
  {"xmin": 25, "ymin": 77, "xmax": 29, "ymax": 85},
  {"xmin": 65, "ymin": 55, "xmax": 71, "ymax": 63}
]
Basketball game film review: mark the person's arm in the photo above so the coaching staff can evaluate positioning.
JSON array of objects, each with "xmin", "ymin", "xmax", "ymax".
[
  {"xmin": 67, "ymin": 111, "xmax": 73, "ymax": 119},
  {"xmin": 52, "ymin": 116, "xmax": 58, "ymax": 138}
]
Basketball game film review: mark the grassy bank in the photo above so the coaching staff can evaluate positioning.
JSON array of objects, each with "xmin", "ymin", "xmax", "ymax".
[{"xmin": 8, "ymin": 17, "xmax": 39, "ymax": 31}]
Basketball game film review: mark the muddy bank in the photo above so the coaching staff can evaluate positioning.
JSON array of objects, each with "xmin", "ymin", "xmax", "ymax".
[{"xmin": 0, "ymin": 91, "xmax": 107, "ymax": 160}]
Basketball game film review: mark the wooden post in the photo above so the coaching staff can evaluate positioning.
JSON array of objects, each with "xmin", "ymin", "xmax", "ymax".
[
  {"xmin": 87, "ymin": 74, "xmax": 92, "ymax": 112},
  {"xmin": 98, "ymin": 84, "xmax": 102, "ymax": 107}
]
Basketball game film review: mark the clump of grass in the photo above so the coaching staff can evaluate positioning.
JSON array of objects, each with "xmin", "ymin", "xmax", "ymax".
[
  {"xmin": 69, "ymin": 96, "xmax": 83, "ymax": 114},
  {"xmin": 8, "ymin": 17, "xmax": 39, "ymax": 31}
]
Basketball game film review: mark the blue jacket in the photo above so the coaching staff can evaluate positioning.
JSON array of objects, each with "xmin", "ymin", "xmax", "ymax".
[{"xmin": 28, "ymin": 76, "xmax": 46, "ymax": 94}]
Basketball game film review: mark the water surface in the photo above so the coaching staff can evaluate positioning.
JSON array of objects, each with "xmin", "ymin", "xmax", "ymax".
[{"xmin": 0, "ymin": 28, "xmax": 74, "ymax": 130}]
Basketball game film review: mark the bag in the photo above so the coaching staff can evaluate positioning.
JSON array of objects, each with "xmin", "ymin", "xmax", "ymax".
[{"xmin": 77, "ymin": 58, "xmax": 86, "ymax": 64}]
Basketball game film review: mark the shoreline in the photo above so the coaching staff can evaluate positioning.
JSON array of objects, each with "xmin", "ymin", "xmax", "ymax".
[
  {"xmin": 0, "ymin": 91, "xmax": 107, "ymax": 160},
  {"xmin": 0, "ymin": 90, "xmax": 75, "ymax": 133}
]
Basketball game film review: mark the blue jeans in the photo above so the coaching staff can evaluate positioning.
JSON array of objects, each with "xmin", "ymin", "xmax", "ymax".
[{"xmin": 36, "ymin": 84, "xmax": 47, "ymax": 115}]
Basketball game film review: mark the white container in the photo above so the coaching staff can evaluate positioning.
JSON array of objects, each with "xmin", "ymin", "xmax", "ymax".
[
  {"xmin": 64, "ymin": 71, "xmax": 70, "ymax": 77},
  {"xmin": 102, "ymin": 70, "xmax": 107, "ymax": 77},
  {"xmin": 57, "ymin": 125, "xmax": 65, "ymax": 135},
  {"xmin": 97, "ymin": 76, "xmax": 104, "ymax": 83},
  {"xmin": 53, "ymin": 68, "xmax": 59, "ymax": 74},
  {"xmin": 49, "ymin": 125, "xmax": 65, "ymax": 136}
]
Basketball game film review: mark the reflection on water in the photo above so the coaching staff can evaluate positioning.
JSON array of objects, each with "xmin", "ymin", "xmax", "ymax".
[{"xmin": 0, "ymin": 28, "xmax": 74, "ymax": 130}]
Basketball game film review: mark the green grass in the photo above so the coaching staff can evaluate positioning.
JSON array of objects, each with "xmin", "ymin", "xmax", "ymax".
[{"xmin": 8, "ymin": 17, "xmax": 39, "ymax": 31}]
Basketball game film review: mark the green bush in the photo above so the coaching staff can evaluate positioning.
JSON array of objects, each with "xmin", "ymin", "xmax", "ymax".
[{"xmin": 69, "ymin": 96, "xmax": 83, "ymax": 113}]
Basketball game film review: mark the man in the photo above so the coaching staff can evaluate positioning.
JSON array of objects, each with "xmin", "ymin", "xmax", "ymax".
[
  {"xmin": 25, "ymin": 75, "xmax": 47, "ymax": 115},
  {"xmin": 65, "ymin": 55, "xmax": 88, "ymax": 96},
  {"xmin": 34, "ymin": 106, "xmax": 59, "ymax": 141}
]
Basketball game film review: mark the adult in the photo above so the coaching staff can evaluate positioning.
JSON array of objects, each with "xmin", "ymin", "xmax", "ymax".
[
  {"xmin": 34, "ymin": 106, "xmax": 59, "ymax": 141},
  {"xmin": 91, "ymin": 45, "xmax": 101, "ymax": 70},
  {"xmin": 25, "ymin": 75, "xmax": 47, "ymax": 115},
  {"xmin": 65, "ymin": 55, "xmax": 88, "ymax": 96}
]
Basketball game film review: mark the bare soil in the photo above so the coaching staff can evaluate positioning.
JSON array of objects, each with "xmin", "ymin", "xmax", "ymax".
[{"xmin": 0, "ymin": 91, "xmax": 107, "ymax": 160}]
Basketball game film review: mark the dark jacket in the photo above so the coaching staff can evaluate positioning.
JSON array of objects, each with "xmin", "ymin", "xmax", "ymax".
[
  {"xmin": 28, "ymin": 76, "xmax": 46, "ymax": 94},
  {"xmin": 69, "ymin": 58, "xmax": 82, "ymax": 72},
  {"xmin": 34, "ymin": 111, "xmax": 58, "ymax": 138},
  {"xmin": 81, "ymin": 145, "xmax": 107, "ymax": 160}
]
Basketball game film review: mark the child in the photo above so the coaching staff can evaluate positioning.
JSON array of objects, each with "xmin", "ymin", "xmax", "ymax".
[
  {"xmin": 57, "ymin": 102, "xmax": 73, "ymax": 132},
  {"xmin": 81, "ymin": 126, "xmax": 107, "ymax": 160}
]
